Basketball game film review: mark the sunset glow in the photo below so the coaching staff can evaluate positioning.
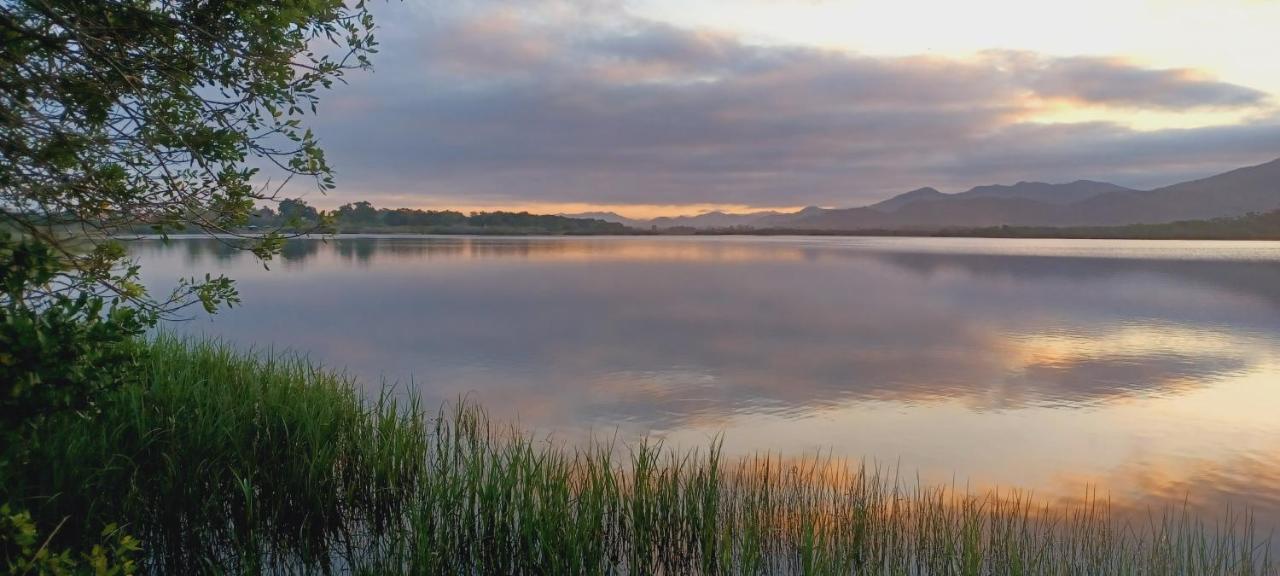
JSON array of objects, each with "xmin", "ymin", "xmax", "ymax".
[
  {"xmin": 295, "ymin": 0, "xmax": 1280, "ymax": 216},
  {"xmin": 13, "ymin": 0, "xmax": 1280, "ymax": 568}
]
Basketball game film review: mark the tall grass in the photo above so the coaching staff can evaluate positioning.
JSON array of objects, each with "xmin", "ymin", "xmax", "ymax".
[{"xmin": 4, "ymin": 336, "xmax": 1273, "ymax": 574}]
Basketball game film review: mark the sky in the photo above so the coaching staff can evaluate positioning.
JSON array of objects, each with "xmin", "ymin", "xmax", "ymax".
[{"xmin": 297, "ymin": 0, "xmax": 1280, "ymax": 218}]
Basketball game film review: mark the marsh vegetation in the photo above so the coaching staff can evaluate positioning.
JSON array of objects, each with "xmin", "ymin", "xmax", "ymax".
[{"xmin": 3, "ymin": 336, "xmax": 1271, "ymax": 574}]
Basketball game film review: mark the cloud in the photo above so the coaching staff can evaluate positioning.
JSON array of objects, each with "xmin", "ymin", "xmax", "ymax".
[
  {"xmin": 303, "ymin": 0, "xmax": 1280, "ymax": 209},
  {"xmin": 993, "ymin": 51, "xmax": 1270, "ymax": 109}
]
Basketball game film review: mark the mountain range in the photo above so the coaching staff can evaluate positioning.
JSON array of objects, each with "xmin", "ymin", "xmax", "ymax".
[{"xmin": 564, "ymin": 157, "xmax": 1280, "ymax": 231}]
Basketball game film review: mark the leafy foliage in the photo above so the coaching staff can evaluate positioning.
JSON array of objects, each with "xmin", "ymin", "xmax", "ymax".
[
  {"xmin": 2, "ymin": 505, "xmax": 139, "ymax": 576},
  {"xmin": 1, "ymin": 0, "xmax": 375, "ymax": 436},
  {"xmin": 0, "ymin": 232, "xmax": 148, "ymax": 442},
  {"xmin": 1, "ymin": 2, "xmax": 378, "ymax": 562},
  {"xmin": 0, "ymin": 0, "xmax": 378, "ymax": 310}
]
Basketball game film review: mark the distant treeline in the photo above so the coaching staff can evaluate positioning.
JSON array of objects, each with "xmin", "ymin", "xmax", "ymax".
[
  {"xmin": 682, "ymin": 209, "xmax": 1280, "ymax": 240},
  {"xmin": 939, "ymin": 210, "xmax": 1280, "ymax": 240},
  {"xmin": 249, "ymin": 200, "xmax": 633, "ymax": 235},
  {"xmin": 239, "ymin": 200, "xmax": 1280, "ymax": 239}
]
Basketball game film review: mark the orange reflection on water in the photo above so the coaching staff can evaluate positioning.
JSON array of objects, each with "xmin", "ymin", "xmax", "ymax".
[{"xmin": 132, "ymin": 236, "xmax": 1280, "ymax": 547}]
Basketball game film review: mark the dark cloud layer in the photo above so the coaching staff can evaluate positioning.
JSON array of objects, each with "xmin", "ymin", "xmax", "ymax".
[
  {"xmin": 305, "ymin": 1, "xmax": 1280, "ymax": 208},
  {"xmin": 998, "ymin": 52, "xmax": 1270, "ymax": 109}
]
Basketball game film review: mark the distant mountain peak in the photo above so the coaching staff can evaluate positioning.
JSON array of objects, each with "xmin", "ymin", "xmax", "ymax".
[
  {"xmin": 868, "ymin": 186, "xmax": 948, "ymax": 213},
  {"xmin": 787, "ymin": 158, "xmax": 1280, "ymax": 231},
  {"xmin": 558, "ymin": 211, "xmax": 642, "ymax": 227},
  {"xmin": 584, "ymin": 158, "xmax": 1280, "ymax": 232},
  {"xmin": 956, "ymin": 180, "xmax": 1133, "ymax": 206}
]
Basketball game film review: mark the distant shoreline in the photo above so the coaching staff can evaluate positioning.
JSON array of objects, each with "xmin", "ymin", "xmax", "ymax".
[
  {"xmin": 116, "ymin": 208, "xmax": 1280, "ymax": 242},
  {"xmin": 298, "ymin": 206, "xmax": 1280, "ymax": 241},
  {"xmin": 130, "ymin": 228, "xmax": 1280, "ymax": 242}
]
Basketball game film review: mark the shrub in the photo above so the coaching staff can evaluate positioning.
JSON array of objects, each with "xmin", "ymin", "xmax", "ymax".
[
  {"xmin": 1, "ymin": 504, "xmax": 139, "ymax": 576},
  {"xmin": 1, "ymin": 232, "xmax": 148, "ymax": 452}
]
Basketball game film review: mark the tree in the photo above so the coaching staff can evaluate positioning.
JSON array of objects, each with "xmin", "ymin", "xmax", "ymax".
[
  {"xmin": 335, "ymin": 200, "xmax": 378, "ymax": 224},
  {"xmin": 0, "ymin": 0, "xmax": 380, "ymax": 453},
  {"xmin": 1, "ymin": 0, "xmax": 378, "ymax": 314},
  {"xmin": 1, "ymin": 2, "xmax": 382, "ymax": 558},
  {"xmin": 1, "ymin": 0, "xmax": 378, "ymax": 412},
  {"xmin": 278, "ymin": 197, "xmax": 321, "ymax": 223}
]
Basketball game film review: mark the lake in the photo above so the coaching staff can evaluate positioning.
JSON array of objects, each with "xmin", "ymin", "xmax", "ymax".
[{"xmin": 136, "ymin": 235, "xmax": 1280, "ymax": 527}]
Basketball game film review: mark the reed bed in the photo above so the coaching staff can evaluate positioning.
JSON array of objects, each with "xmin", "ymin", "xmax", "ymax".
[{"xmin": 5, "ymin": 336, "xmax": 1273, "ymax": 574}]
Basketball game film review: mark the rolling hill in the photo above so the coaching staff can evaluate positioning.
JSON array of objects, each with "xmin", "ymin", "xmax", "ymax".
[
  {"xmin": 565, "ymin": 157, "xmax": 1280, "ymax": 231},
  {"xmin": 790, "ymin": 157, "xmax": 1280, "ymax": 230}
]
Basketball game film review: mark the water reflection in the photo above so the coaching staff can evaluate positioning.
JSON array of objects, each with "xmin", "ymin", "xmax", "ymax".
[{"xmin": 133, "ymin": 236, "xmax": 1280, "ymax": 535}]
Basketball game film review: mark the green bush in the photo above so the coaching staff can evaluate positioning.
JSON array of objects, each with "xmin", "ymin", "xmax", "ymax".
[
  {"xmin": 0, "ymin": 232, "xmax": 147, "ymax": 440},
  {"xmin": 1, "ymin": 504, "xmax": 139, "ymax": 576},
  {"xmin": 0, "ymin": 233, "xmax": 148, "ymax": 574}
]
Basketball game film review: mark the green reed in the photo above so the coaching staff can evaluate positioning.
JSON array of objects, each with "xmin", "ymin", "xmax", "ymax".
[{"xmin": 5, "ymin": 336, "xmax": 1273, "ymax": 574}]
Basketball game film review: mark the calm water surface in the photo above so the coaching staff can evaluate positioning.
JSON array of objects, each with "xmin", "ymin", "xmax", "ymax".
[{"xmin": 136, "ymin": 236, "xmax": 1280, "ymax": 525}]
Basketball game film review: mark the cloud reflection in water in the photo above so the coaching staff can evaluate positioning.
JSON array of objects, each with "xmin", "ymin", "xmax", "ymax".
[{"xmin": 134, "ymin": 236, "xmax": 1280, "ymax": 533}]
